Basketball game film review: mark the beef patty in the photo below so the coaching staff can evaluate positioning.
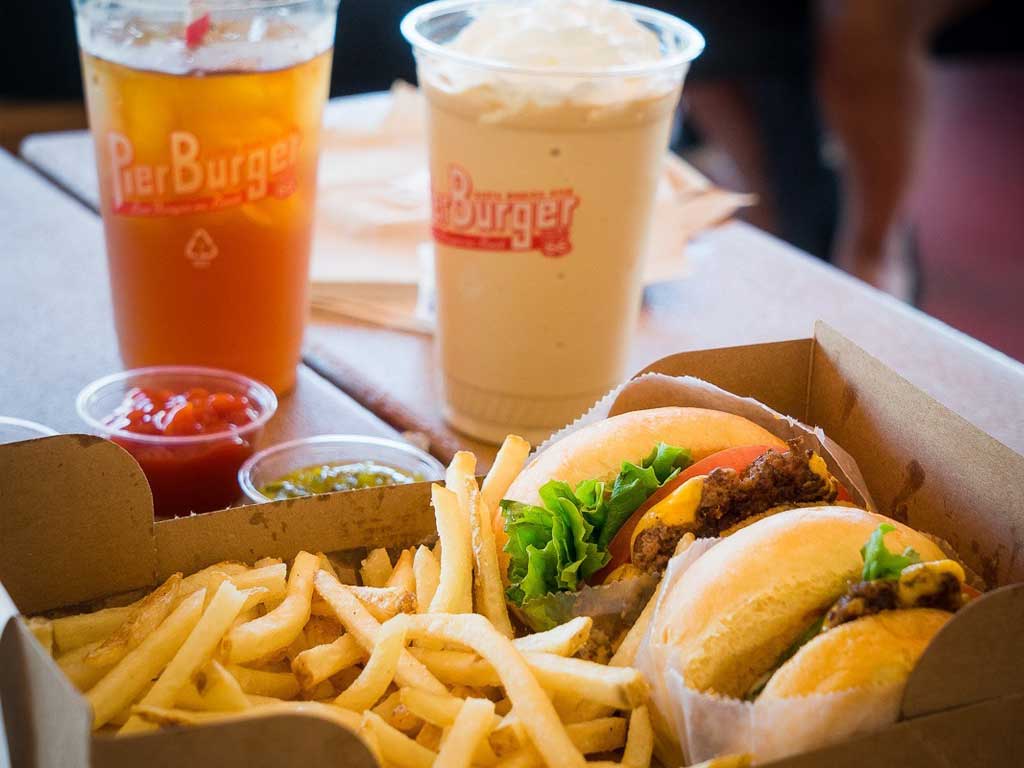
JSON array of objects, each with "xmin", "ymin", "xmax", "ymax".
[{"xmin": 632, "ymin": 448, "xmax": 836, "ymax": 573}]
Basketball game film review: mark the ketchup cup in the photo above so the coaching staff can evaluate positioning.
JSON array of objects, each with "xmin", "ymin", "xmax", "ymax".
[{"xmin": 77, "ymin": 366, "xmax": 277, "ymax": 517}]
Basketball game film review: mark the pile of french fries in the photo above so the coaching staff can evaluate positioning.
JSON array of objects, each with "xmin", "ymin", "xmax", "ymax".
[{"xmin": 25, "ymin": 436, "xmax": 659, "ymax": 768}]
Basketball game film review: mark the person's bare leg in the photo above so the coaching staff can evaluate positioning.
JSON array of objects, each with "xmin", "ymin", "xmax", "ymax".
[
  {"xmin": 685, "ymin": 81, "xmax": 780, "ymax": 235},
  {"xmin": 817, "ymin": 0, "xmax": 976, "ymax": 298}
]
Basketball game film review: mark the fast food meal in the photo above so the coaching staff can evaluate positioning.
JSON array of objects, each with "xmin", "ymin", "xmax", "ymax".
[
  {"xmin": 495, "ymin": 407, "xmax": 850, "ymax": 631},
  {"xmin": 25, "ymin": 438, "xmax": 657, "ymax": 768}
]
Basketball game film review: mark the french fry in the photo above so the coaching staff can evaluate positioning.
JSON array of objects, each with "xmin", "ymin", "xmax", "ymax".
[
  {"xmin": 223, "ymin": 551, "xmax": 318, "ymax": 664},
  {"xmin": 571, "ymin": 717, "xmax": 629, "ymax": 754},
  {"xmin": 435, "ymin": 696, "xmax": 495, "ymax": 768},
  {"xmin": 412, "ymin": 545, "xmax": 440, "ymax": 614},
  {"xmin": 398, "ymin": 687, "xmax": 503, "ymax": 731},
  {"xmin": 179, "ymin": 562, "xmax": 248, "ymax": 595},
  {"xmin": 57, "ymin": 641, "xmax": 111, "ymax": 692},
  {"xmin": 133, "ymin": 699, "xmax": 362, "ymax": 733},
  {"xmin": 317, "ymin": 552, "xmax": 339, "ymax": 579},
  {"xmin": 429, "ymin": 485, "xmax": 473, "ymax": 613},
  {"xmin": 372, "ymin": 689, "xmax": 420, "ymax": 734},
  {"xmin": 480, "ymin": 435, "xmax": 530, "ymax": 514},
  {"xmin": 360, "ymin": 548, "xmax": 393, "ymax": 587},
  {"xmin": 446, "ymin": 450, "xmax": 477, "ymax": 493},
  {"xmin": 492, "ymin": 716, "xmax": 628, "ymax": 760},
  {"xmin": 195, "ymin": 660, "xmax": 251, "ymax": 711},
  {"xmin": 415, "ymin": 721, "xmax": 444, "ymax": 750},
  {"xmin": 399, "ymin": 686, "xmax": 464, "ymax": 727},
  {"xmin": 51, "ymin": 603, "xmax": 136, "ymax": 653},
  {"xmin": 407, "ymin": 647, "xmax": 498, "ymax": 688},
  {"xmin": 313, "ymin": 571, "xmax": 449, "ymax": 697},
  {"xmin": 310, "ymin": 587, "xmax": 416, "ymax": 622},
  {"xmin": 175, "ymin": 680, "xmax": 207, "ymax": 710},
  {"xmin": 303, "ymin": 615, "xmax": 345, "ymax": 647},
  {"xmin": 86, "ymin": 589, "xmax": 206, "ymax": 729},
  {"xmin": 292, "ymin": 634, "xmax": 367, "ymax": 690},
  {"xmin": 526, "ymin": 653, "xmax": 649, "ymax": 710},
  {"xmin": 84, "ymin": 574, "xmax": 182, "ymax": 669},
  {"xmin": 334, "ymin": 616, "xmax": 408, "ymax": 711},
  {"xmin": 305, "ymin": 680, "xmax": 337, "ymax": 701},
  {"xmin": 120, "ymin": 581, "xmax": 249, "ymax": 733},
  {"xmin": 473, "ymin": 736, "xmax": 502, "ymax": 767},
  {"xmin": 622, "ymin": 706, "xmax": 654, "ymax": 768},
  {"xmin": 230, "ymin": 563, "xmax": 288, "ymax": 604},
  {"xmin": 467, "ymin": 480, "xmax": 514, "ymax": 637},
  {"xmin": 362, "ymin": 710, "xmax": 436, "ymax": 768},
  {"xmin": 348, "ymin": 586, "xmax": 417, "ymax": 622},
  {"xmin": 511, "ymin": 616, "xmax": 592, "ymax": 656},
  {"xmin": 225, "ymin": 664, "xmax": 301, "ymax": 699},
  {"xmin": 405, "ymin": 646, "xmax": 645, "ymax": 708},
  {"xmin": 398, "ymin": 613, "xmax": 587, "ymax": 768},
  {"xmin": 386, "ymin": 549, "xmax": 416, "ymax": 593},
  {"xmin": 25, "ymin": 617, "xmax": 53, "ymax": 655},
  {"xmin": 489, "ymin": 713, "xmax": 529, "ymax": 756}
]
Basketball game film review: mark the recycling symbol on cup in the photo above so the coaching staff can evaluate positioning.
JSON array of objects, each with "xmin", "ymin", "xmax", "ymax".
[{"xmin": 185, "ymin": 228, "xmax": 218, "ymax": 268}]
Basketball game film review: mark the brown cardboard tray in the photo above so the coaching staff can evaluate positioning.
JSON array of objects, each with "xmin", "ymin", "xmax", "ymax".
[{"xmin": 1, "ymin": 323, "xmax": 1022, "ymax": 767}]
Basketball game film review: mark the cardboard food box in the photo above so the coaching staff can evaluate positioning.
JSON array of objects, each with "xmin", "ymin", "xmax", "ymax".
[{"xmin": 2, "ymin": 323, "xmax": 1022, "ymax": 767}]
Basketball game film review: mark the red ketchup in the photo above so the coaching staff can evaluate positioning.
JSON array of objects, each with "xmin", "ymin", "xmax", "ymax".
[{"xmin": 105, "ymin": 387, "xmax": 260, "ymax": 518}]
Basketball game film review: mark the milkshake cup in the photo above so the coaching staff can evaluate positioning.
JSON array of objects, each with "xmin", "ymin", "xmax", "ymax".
[{"xmin": 402, "ymin": 0, "xmax": 704, "ymax": 443}]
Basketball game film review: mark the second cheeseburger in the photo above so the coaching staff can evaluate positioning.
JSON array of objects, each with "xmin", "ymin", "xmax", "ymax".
[{"xmin": 496, "ymin": 407, "xmax": 849, "ymax": 628}]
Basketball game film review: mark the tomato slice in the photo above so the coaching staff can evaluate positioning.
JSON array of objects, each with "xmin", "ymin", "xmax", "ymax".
[{"xmin": 592, "ymin": 444, "xmax": 779, "ymax": 584}]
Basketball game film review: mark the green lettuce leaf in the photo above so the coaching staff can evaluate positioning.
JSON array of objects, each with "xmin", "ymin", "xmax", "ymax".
[
  {"xmin": 861, "ymin": 523, "xmax": 921, "ymax": 581},
  {"xmin": 501, "ymin": 442, "xmax": 692, "ymax": 609}
]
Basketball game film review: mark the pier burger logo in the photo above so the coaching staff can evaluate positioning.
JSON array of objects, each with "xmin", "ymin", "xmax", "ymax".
[
  {"xmin": 106, "ymin": 129, "xmax": 301, "ymax": 216},
  {"xmin": 431, "ymin": 165, "xmax": 580, "ymax": 258}
]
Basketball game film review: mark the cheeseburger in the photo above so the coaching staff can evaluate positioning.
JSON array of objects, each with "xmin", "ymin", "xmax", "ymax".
[
  {"xmin": 496, "ymin": 407, "xmax": 849, "ymax": 629},
  {"xmin": 652, "ymin": 506, "xmax": 969, "ymax": 703}
]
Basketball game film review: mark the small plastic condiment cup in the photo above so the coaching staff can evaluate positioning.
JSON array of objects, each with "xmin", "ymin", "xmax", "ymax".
[
  {"xmin": 76, "ymin": 366, "xmax": 278, "ymax": 518},
  {"xmin": 239, "ymin": 434, "xmax": 446, "ymax": 504},
  {"xmin": 0, "ymin": 416, "xmax": 58, "ymax": 445}
]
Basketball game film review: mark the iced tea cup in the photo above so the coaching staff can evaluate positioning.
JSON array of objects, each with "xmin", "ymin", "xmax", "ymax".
[
  {"xmin": 74, "ymin": 0, "xmax": 339, "ymax": 394},
  {"xmin": 402, "ymin": 0, "xmax": 704, "ymax": 444}
]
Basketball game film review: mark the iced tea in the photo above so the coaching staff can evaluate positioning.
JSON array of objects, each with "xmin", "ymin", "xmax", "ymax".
[{"xmin": 76, "ymin": 3, "xmax": 337, "ymax": 393}]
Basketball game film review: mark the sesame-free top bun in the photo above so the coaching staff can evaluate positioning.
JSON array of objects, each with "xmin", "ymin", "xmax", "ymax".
[
  {"xmin": 760, "ymin": 608, "xmax": 951, "ymax": 699},
  {"xmin": 505, "ymin": 407, "xmax": 787, "ymax": 507},
  {"xmin": 650, "ymin": 506, "xmax": 946, "ymax": 698}
]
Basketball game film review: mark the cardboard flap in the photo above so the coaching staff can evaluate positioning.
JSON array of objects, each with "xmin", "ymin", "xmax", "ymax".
[
  {"xmin": 807, "ymin": 323, "xmax": 1024, "ymax": 585},
  {"xmin": 154, "ymin": 481, "xmax": 438, "ymax": 577},
  {"xmin": 901, "ymin": 583, "xmax": 1024, "ymax": 718},
  {"xmin": 0, "ymin": 612, "xmax": 92, "ymax": 768},
  {"xmin": 760, "ymin": 693, "xmax": 1024, "ymax": 768},
  {"xmin": 636, "ymin": 338, "xmax": 814, "ymax": 422},
  {"xmin": 0, "ymin": 435, "xmax": 156, "ymax": 613},
  {"xmin": 91, "ymin": 712, "xmax": 377, "ymax": 767}
]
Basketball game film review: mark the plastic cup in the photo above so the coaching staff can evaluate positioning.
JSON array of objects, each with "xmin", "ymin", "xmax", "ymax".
[
  {"xmin": 77, "ymin": 365, "xmax": 278, "ymax": 517},
  {"xmin": 0, "ymin": 417, "xmax": 59, "ymax": 445},
  {"xmin": 402, "ymin": 0, "xmax": 703, "ymax": 443},
  {"xmin": 73, "ymin": 0, "xmax": 339, "ymax": 394},
  {"xmin": 238, "ymin": 434, "xmax": 446, "ymax": 503}
]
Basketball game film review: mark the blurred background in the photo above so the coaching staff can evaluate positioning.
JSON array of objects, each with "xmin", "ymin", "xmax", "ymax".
[{"xmin": 2, "ymin": 0, "xmax": 1021, "ymax": 360}]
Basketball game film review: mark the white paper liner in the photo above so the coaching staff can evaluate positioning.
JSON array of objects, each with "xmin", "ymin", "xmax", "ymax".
[
  {"xmin": 535, "ymin": 372, "xmax": 876, "ymax": 512},
  {"xmin": 635, "ymin": 538, "xmax": 905, "ymax": 765}
]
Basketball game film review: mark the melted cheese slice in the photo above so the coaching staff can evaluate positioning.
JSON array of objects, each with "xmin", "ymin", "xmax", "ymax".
[{"xmin": 630, "ymin": 476, "xmax": 705, "ymax": 550}]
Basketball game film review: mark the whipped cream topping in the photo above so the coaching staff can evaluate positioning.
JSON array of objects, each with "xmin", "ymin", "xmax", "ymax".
[{"xmin": 450, "ymin": 0, "xmax": 662, "ymax": 70}]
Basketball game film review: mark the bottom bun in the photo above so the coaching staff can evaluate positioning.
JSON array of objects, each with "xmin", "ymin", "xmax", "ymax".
[{"xmin": 760, "ymin": 608, "xmax": 951, "ymax": 699}]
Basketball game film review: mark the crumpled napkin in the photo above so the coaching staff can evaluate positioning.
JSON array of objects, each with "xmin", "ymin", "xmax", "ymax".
[{"xmin": 311, "ymin": 81, "xmax": 751, "ymax": 332}]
